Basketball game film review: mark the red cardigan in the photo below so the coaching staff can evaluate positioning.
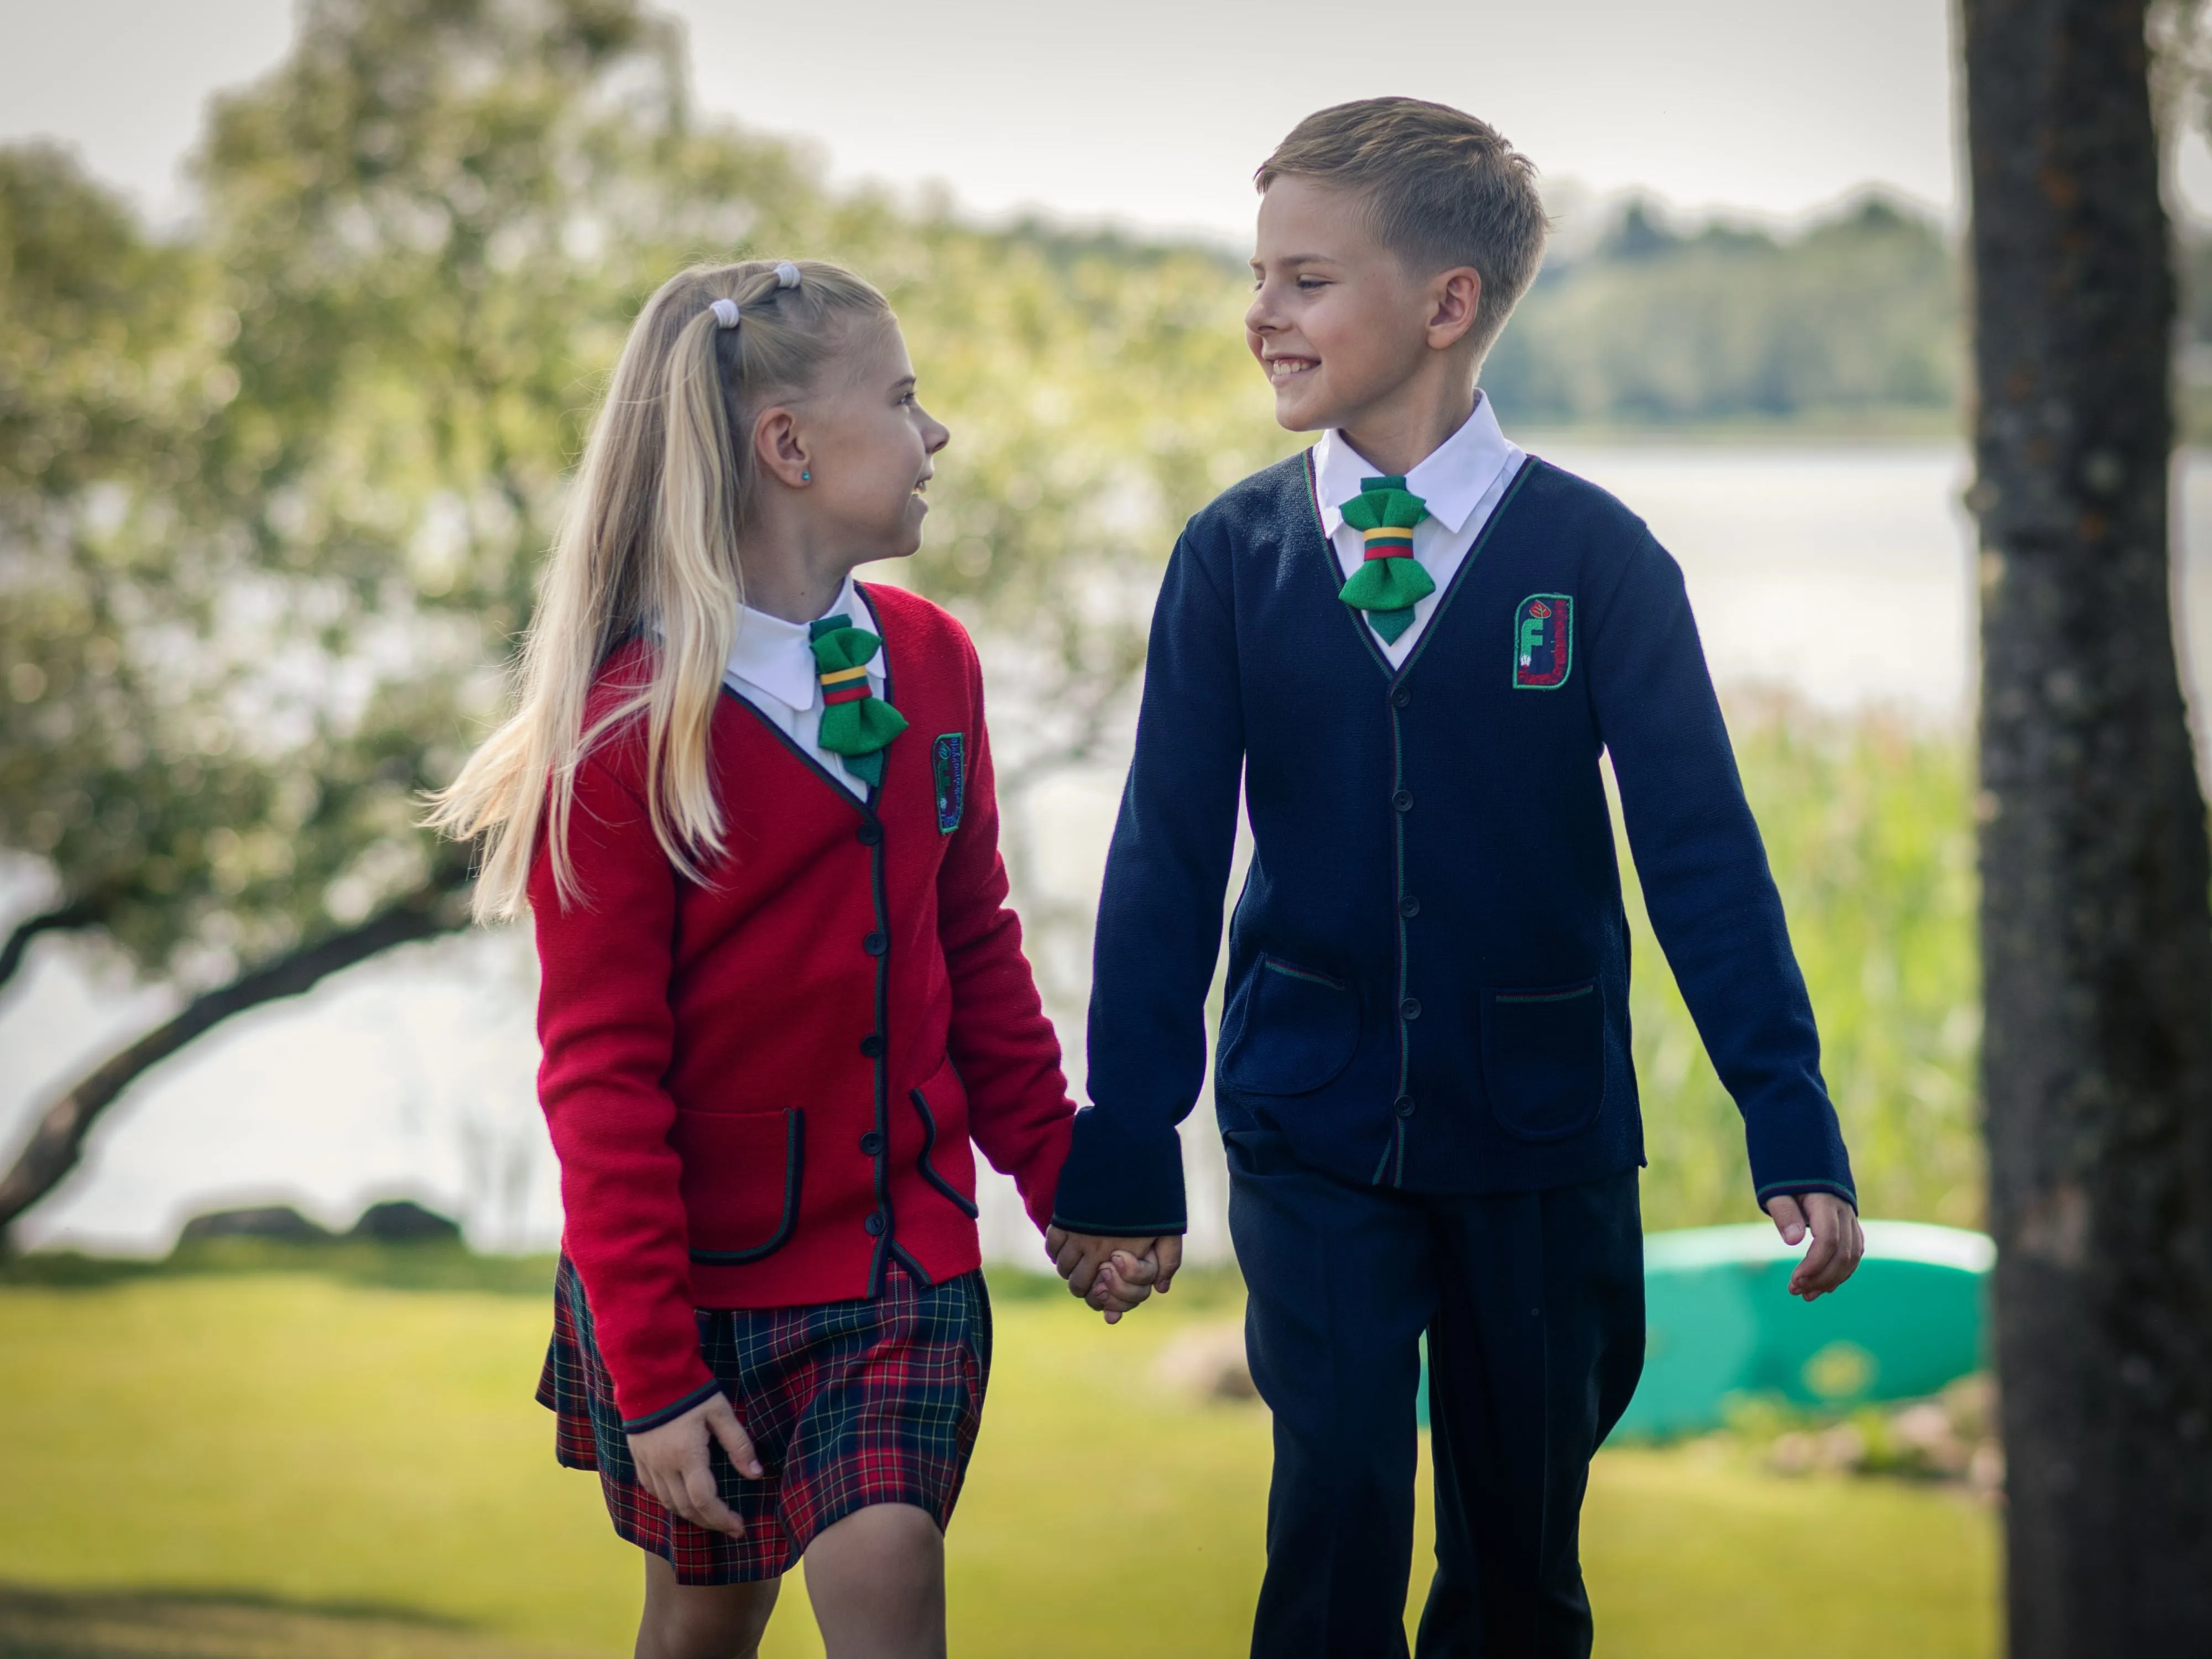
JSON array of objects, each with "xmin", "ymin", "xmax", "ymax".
[{"xmin": 531, "ymin": 584, "xmax": 1073, "ymax": 1430}]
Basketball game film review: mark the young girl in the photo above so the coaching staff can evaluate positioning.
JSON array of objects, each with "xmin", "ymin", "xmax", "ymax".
[{"xmin": 431, "ymin": 259, "xmax": 1121, "ymax": 1658}]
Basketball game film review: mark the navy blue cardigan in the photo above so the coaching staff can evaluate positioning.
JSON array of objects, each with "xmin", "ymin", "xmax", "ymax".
[{"xmin": 1051, "ymin": 451, "xmax": 1857, "ymax": 1235}]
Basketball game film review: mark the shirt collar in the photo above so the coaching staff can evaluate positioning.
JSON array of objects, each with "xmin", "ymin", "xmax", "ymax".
[
  {"xmin": 723, "ymin": 573, "xmax": 870, "ymax": 712},
  {"xmin": 1312, "ymin": 392, "xmax": 1516, "ymax": 536}
]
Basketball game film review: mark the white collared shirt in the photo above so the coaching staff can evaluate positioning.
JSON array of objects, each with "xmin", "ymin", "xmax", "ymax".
[
  {"xmin": 722, "ymin": 573, "xmax": 885, "ymax": 800},
  {"xmin": 1312, "ymin": 393, "xmax": 1526, "ymax": 666}
]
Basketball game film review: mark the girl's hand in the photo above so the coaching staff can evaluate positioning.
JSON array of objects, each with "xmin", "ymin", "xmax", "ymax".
[
  {"xmin": 1045, "ymin": 1227, "xmax": 1182, "ymax": 1324},
  {"xmin": 627, "ymin": 1391, "xmax": 763, "ymax": 1536},
  {"xmin": 1092, "ymin": 1240, "xmax": 1181, "ymax": 1324}
]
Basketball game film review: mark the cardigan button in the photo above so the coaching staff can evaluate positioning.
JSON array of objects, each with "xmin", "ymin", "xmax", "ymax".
[
  {"xmin": 859, "ymin": 1034, "xmax": 885, "ymax": 1058},
  {"xmin": 1400, "ymin": 997, "xmax": 1422, "ymax": 1022},
  {"xmin": 1391, "ymin": 686, "xmax": 1413, "ymax": 709},
  {"xmin": 857, "ymin": 821, "xmax": 883, "ymax": 847},
  {"xmin": 863, "ymin": 931, "xmax": 888, "ymax": 956},
  {"xmin": 1391, "ymin": 789, "xmax": 1413, "ymax": 813},
  {"xmin": 860, "ymin": 1131, "xmax": 885, "ymax": 1156},
  {"xmin": 1394, "ymin": 1094, "xmax": 1417, "ymax": 1119},
  {"xmin": 1399, "ymin": 894, "xmax": 1421, "ymax": 919},
  {"xmin": 864, "ymin": 1211, "xmax": 888, "ymax": 1237}
]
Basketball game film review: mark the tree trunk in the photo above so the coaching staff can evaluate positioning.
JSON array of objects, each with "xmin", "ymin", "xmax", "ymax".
[
  {"xmin": 0, "ymin": 879, "xmax": 472, "ymax": 1241},
  {"xmin": 1964, "ymin": 1, "xmax": 2212, "ymax": 1650}
]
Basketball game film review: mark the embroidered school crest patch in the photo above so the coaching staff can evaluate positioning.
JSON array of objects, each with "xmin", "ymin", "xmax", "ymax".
[
  {"xmin": 931, "ymin": 733, "xmax": 966, "ymax": 833},
  {"xmin": 1513, "ymin": 594, "xmax": 1574, "ymax": 689}
]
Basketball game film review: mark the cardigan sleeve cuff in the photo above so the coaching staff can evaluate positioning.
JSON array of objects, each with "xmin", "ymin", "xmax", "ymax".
[
  {"xmin": 605, "ymin": 1338, "xmax": 721, "ymax": 1436},
  {"xmin": 619, "ymin": 1376, "xmax": 724, "ymax": 1436},
  {"xmin": 1744, "ymin": 1099, "xmax": 1858, "ymax": 1215},
  {"xmin": 1049, "ymin": 1104, "xmax": 1188, "ymax": 1237},
  {"xmin": 1754, "ymin": 1178, "xmax": 1859, "ymax": 1211}
]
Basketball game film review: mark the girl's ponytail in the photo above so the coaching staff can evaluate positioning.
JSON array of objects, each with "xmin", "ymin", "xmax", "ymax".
[{"xmin": 427, "ymin": 259, "xmax": 895, "ymax": 920}]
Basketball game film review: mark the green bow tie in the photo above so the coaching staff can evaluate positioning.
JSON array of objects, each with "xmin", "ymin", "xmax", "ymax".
[
  {"xmin": 1337, "ymin": 476, "xmax": 1435, "ymax": 644},
  {"xmin": 808, "ymin": 614, "xmax": 907, "ymax": 788}
]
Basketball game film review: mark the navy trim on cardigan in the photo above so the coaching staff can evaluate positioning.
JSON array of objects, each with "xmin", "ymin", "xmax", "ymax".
[
  {"xmin": 1755, "ymin": 1178, "xmax": 1860, "ymax": 1208},
  {"xmin": 686, "ymin": 1109, "xmax": 807, "ymax": 1265},
  {"xmin": 619, "ymin": 1378, "xmax": 724, "ymax": 1436},
  {"xmin": 910, "ymin": 1086, "xmax": 983, "ymax": 1218}
]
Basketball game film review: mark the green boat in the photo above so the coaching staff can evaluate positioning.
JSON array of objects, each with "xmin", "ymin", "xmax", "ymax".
[
  {"xmin": 1616, "ymin": 1220, "xmax": 1992, "ymax": 1438},
  {"xmin": 1417, "ymin": 1221, "xmax": 1992, "ymax": 1438}
]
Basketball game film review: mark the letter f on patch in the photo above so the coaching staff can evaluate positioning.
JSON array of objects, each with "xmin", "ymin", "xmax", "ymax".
[{"xmin": 1518, "ymin": 614, "xmax": 1546, "ymax": 666}]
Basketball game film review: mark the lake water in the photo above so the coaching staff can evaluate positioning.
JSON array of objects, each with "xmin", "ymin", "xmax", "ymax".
[{"xmin": 11, "ymin": 441, "xmax": 2212, "ymax": 1260}]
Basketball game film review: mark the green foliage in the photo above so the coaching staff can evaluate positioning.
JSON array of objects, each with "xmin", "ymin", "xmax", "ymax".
[
  {"xmin": 891, "ymin": 226, "xmax": 1285, "ymax": 779},
  {"xmin": 1630, "ymin": 698, "xmax": 1981, "ymax": 1230},
  {"xmin": 0, "ymin": 144, "xmax": 209, "ymax": 499},
  {"xmin": 3, "ymin": 2, "xmax": 714, "ymax": 977},
  {"xmin": 1486, "ymin": 197, "xmax": 1962, "ymax": 426},
  {"xmin": 0, "ymin": 145, "xmax": 278, "ymax": 970},
  {"xmin": 0, "ymin": 1235, "xmax": 560, "ymax": 1295},
  {"xmin": 0, "ymin": 0, "xmax": 1281, "ymax": 997}
]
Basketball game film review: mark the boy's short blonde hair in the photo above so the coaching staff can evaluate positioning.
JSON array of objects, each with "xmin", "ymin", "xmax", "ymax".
[{"xmin": 1258, "ymin": 98, "xmax": 1548, "ymax": 362}]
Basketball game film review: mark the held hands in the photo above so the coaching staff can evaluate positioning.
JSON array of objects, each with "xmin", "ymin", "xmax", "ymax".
[
  {"xmin": 1766, "ymin": 1190, "xmax": 1865, "ymax": 1301},
  {"xmin": 1044, "ymin": 1227, "xmax": 1183, "ymax": 1323},
  {"xmin": 625, "ymin": 1390, "xmax": 762, "ymax": 1536}
]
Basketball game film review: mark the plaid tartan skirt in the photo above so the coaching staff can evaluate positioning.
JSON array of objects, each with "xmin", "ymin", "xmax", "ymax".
[{"xmin": 537, "ymin": 1254, "xmax": 992, "ymax": 1583}]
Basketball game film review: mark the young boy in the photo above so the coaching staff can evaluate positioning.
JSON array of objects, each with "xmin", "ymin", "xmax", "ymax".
[{"xmin": 1047, "ymin": 99, "xmax": 1865, "ymax": 1657}]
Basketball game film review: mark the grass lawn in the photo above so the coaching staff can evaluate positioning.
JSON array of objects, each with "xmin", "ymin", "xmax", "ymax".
[{"xmin": 0, "ymin": 1262, "xmax": 1996, "ymax": 1657}]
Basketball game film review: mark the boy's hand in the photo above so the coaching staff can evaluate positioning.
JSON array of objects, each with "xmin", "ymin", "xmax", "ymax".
[
  {"xmin": 626, "ymin": 1390, "xmax": 761, "ymax": 1536},
  {"xmin": 1045, "ymin": 1228, "xmax": 1183, "ymax": 1323},
  {"xmin": 1765, "ymin": 1191, "xmax": 1865, "ymax": 1301}
]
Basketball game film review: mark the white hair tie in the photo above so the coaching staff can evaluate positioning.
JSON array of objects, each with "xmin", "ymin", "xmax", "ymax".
[
  {"xmin": 774, "ymin": 262, "xmax": 801, "ymax": 289},
  {"xmin": 709, "ymin": 297, "xmax": 740, "ymax": 328}
]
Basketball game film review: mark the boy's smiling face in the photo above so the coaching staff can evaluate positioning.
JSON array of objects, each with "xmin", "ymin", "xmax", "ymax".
[{"xmin": 1248, "ymin": 175, "xmax": 1461, "ymax": 436}]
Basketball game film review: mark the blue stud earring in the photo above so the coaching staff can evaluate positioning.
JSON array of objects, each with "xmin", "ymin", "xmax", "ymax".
[{"xmin": 800, "ymin": 471, "xmax": 810, "ymax": 483}]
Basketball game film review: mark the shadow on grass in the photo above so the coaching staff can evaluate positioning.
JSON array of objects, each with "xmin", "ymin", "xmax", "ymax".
[
  {"xmin": 0, "ymin": 1242, "xmax": 559, "ymax": 1298},
  {"xmin": 0, "ymin": 1582, "xmax": 583, "ymax": 1659}
]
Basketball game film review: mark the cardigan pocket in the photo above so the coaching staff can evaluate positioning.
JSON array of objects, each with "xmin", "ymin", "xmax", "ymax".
[
  {"xmin": 909, "ymin": 1055, "xmax": 980, "ymax": 1218},
  {"xmin": 675, "ymin": 1107, "xmax": 805, "ymax": 1264},
  {"xmin": 1481, "ymin": 980, "xmax": 1605, "ymax": 1142},
  {"xmin": 1218, "ymin": 954, "xmax": 1361, "ymax": 1096}
]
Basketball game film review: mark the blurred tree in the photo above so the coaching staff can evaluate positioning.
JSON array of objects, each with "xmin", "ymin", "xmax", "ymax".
[
  {"xmin": 1485, "ymin": 192, "xmax": 1961, "ymax": 428},
  {"xmin": 1, "ymin": 0, "xmax": 732, "ymax": 1235},
  {"xmin": 0, "ymin": 0, "xmax": 1280, "ymax": 1237},
  {"xmin": 0, "ymin": 143, "xmax": 234, "ymax": 980},
  {"xmin": 0, "ymin": 145, "xmax": 450, "ymax": 1230},
  {"xmin": 891, "ymin": 223, "xmax": 1282, "ymax": 997},
  {"xmin": 1963, "ymin": 0, "xmax": 2212, "ymax": 1648}
]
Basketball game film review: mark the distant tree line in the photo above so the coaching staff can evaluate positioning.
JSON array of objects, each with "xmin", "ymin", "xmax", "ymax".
[
  {"xmin": 1486, "ymin": 185, "xmax": 2212, "ymax": 435},
  {"xmin": 1487, "ymin": 195, "xmax": 1963, "ymax": 427}
]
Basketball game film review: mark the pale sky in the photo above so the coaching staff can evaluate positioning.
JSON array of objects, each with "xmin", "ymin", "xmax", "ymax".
[{"xmin": 1, "ymin": 0, "xmax": 1972, "ymax": 238}]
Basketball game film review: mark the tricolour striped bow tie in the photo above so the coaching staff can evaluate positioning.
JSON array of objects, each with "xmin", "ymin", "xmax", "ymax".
[
  {"xmin": 808, "ymin": 614, "xmax": 907, "ymax": 787},
  {"xmin": 1337, "ymin": 476, "xmax": 1435, "ymax": 644}
]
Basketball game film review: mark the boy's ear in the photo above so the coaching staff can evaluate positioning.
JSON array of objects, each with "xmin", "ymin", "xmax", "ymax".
[
  {"xmin": 1424, "ymin": 267, "xmax": 1483, "ymax": 353},
  {"xmin": 752, "ymin": 406, "xmax": 811, "ymax": 488}
]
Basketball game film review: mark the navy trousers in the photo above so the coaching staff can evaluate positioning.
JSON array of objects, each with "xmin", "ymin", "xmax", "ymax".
[{"xmin": 1227, "ymin": 1128, "xmax": 1645, "ymax": 1659}]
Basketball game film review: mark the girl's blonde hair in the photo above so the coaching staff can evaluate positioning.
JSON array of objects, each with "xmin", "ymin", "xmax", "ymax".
[{"xmin": 427, "ymin": 259, "xmax": 895, "ymax": 921}]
